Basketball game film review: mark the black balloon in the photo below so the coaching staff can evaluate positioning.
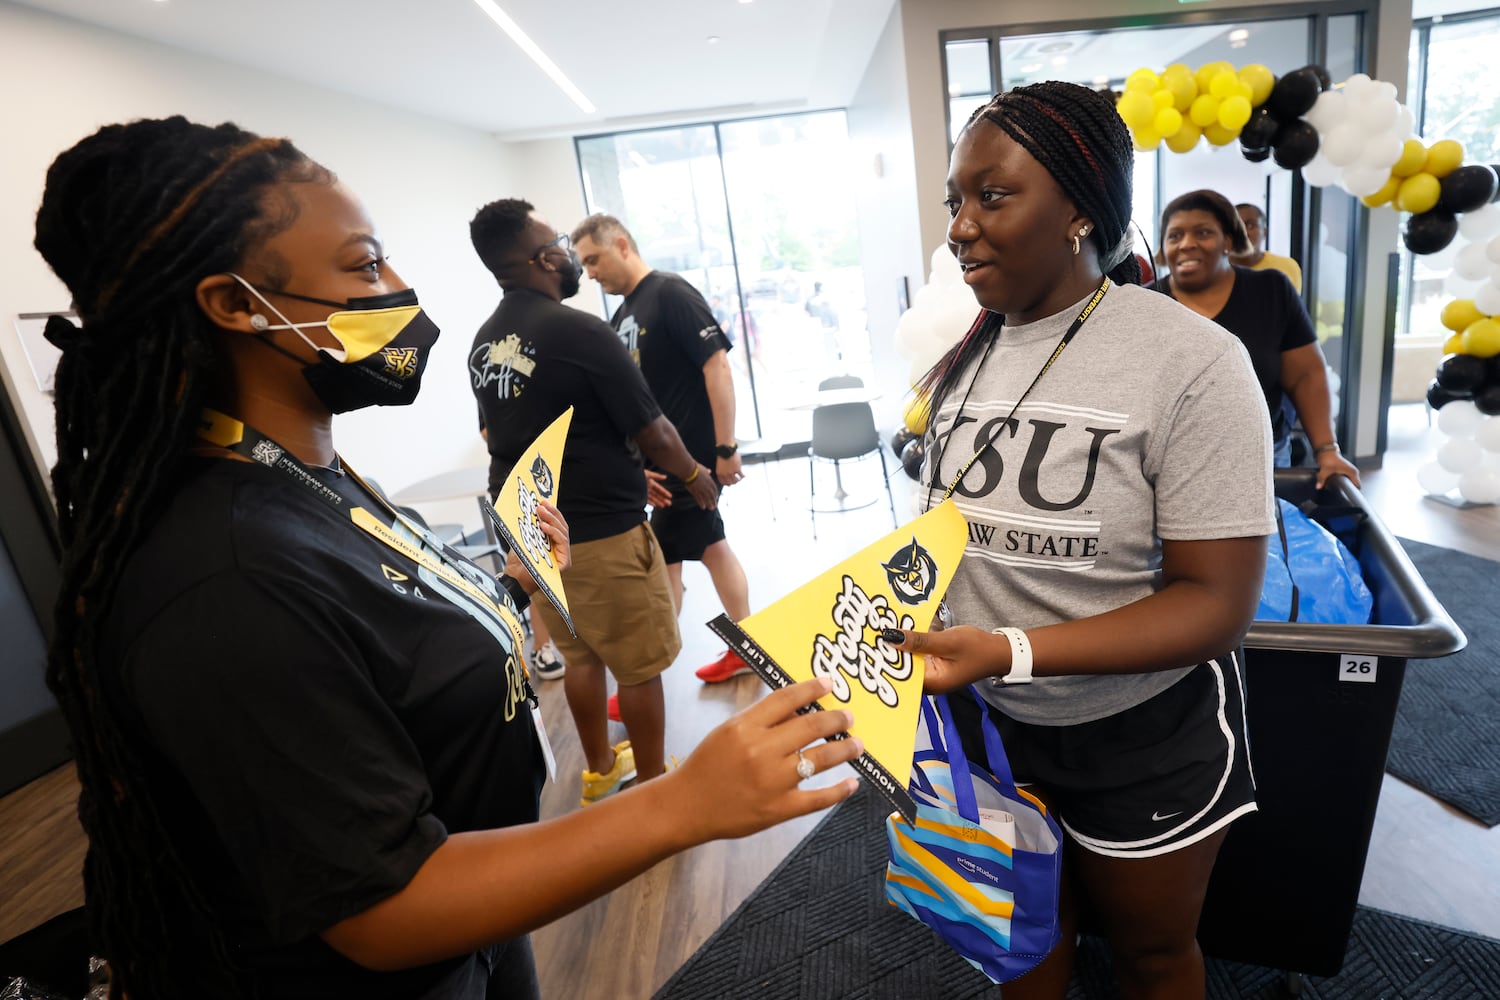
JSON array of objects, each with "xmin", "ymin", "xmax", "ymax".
[
  {"xmin": 1272, "ymin": 121, "xmax": 1320, "ymax": 170},
  {"xmin": 1303, "ymin": 64, "xmax": 1332, "ymax": 89},
  {"xmin": 1242, "ymin": 146, "xmax": 1271, "ymax": 163},
  {"xmin": 1267, "ymin": 67, "xmax": 1323, "ymax": 120},
  {"xmin": 1475, "ymin": 383, "xmax": 1500, "ymax": 416},
  {"xmin": 1427, "ymin": 378, "xmax": 1468, "ymax": 409},
  {"xmin": 900, "ymin": 437, "xmax": 925, "ymax": 481},
  {"xmin": 1240, "ymin": 107, "xmax": 1280, "ymax": 149},
  {"xmin": 1484, "ymin": 354, "xmax": 1500, "ymax": 384},
  {"xmin": 1438, "ymin": 166, "xmax": 1499, "ymax": 214},
  {"xmin": 890, "ymin": 427, "xmax": 915, "ymax": 459},
  {"xmin": 1404, "ymin": 210, "xmax": 1459, "ymax": 254},
  {"xmin": 1490, "ymin": 166, "xmax": 1500, "ymax": 203},
  {"xmin": 1437, "ymin": 352, "xmax": 1488, "ymax": 391}
]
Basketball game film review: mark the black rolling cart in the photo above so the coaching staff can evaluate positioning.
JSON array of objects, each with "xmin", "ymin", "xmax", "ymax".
[{"xmin": 1196, "ymin": 469, "xmax": 1466, "ymax": 994}]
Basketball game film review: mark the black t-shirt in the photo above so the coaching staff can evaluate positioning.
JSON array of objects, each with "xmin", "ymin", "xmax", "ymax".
[
  {"xmin": 471, "ymin": 288, "xmax": 662, "ymax": 544},
  {"xmin": 100, "ymin": 458, "xmax": 544, "ymax": 999},
  {"xmin": 1150, "ymin": 265, "xmax": 1316, "ymax": 444},
  {"xmin": 611, "ymin": 272, "xmax": 732, "ymax": 472}
]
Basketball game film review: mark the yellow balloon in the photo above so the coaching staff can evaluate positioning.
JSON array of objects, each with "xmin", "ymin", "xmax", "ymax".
[
  {"xmin": 1203, "ymin": 121, "xmax": 1238, "ymax": 146},
  {"xmin": 1189, "ymin": 93, "xmax": 1221, "ymax": 128},
  {"xmin": 1133, "ymin": 129, "xmax": 1162, "ymax": 152},
  {"xmin": 1442, "ymin": 299, "xmax": 1486, "ymax": 333},
  {"xmin": 1126, "ymin": 67, "xmax": 1161, "ymax": 92},
  {"xmin": 1163, "ymin": 63, "xmax": 1193, "ymax": 78},
  {"xmin": 1164, "ymin": 70, "xmax": 1198, "ymax": 111},
  {"xmin": 1390, "ymin": 138, "xmax": 1428, "ymax": 178},
  {"xmin": 1209, "ymin": 70, "xmax": 1240, "ymax": 100},
  {"xmin": 903, "ymin": 393, "xmax": 931, "ymax": 435},
  {"xmin": 1360, "ymin": 174, "xmax": 1401, "ymax": 208},
  {"xmin": 1444, "ymin": 331, "xmax": 1468, "ymax": 355},
  {"xmin": 1154, "ymin": 107, "xmax": 1184, "ymax": 136},
  {"xmin": 1238, "ymin": 64, "xmax": 1276, "ymax": 105},
  {"xmin": 1152, "ymin": 88, "xmax": 1175, "ymax": 110},
  {"xmin": 1425, "ymin": 139, "xmax": 1465, "ymax": 179},
  {"xmin": 1218, "ymin": 95, "xmax": 1252, "ymax": 130},
  {"xmin": 1396, "ymin": 172, "xmax": 1441, "ymax": 214},
  {"xmin": 1462, "ymin": 318, "xmax": 1500, "ymax": 358},
  {"xmin": 1117, "ymin": 90, "xmax": 1155, "ymax": 131},
  {"xmin": 1194, "ymin": 61, "xmax": 1233, "ymax": 95},
  {"xmin": 1165, "ymin": 122, "xmax": 1203, "ymax": 154}
]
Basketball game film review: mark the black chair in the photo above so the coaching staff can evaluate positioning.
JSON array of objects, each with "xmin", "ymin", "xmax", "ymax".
[{"xmin": 807, "ymin": 376, "xmax": 898, "ymax": 539}]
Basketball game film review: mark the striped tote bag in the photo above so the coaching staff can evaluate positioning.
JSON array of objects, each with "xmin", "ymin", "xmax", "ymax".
[{"xmin": 884, "ymin": 688, "xmax": 1063, "ymax": 984}]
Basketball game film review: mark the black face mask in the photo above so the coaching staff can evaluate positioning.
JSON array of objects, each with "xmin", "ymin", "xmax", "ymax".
[
  {"xmin": 557, "ymin": 252, "xmax": 583, "ymax": 300},
  {"xmin": 234, "ymin": 277, "xmax": 442, "ymax": 413}
]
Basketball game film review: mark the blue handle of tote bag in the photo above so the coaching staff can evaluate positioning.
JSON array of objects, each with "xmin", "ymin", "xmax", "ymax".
[{"xmin": 928, "ymin": 687, "xmax": 1021, "ymax": 823}]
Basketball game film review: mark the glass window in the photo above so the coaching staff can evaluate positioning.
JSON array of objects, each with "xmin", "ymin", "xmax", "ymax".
[
  {"xmin": 577, "ymin": 111, "xmax": 869, "ymax": 446},
  {"xmin": 945, "ymin": 39, "xmax": 993, "ymax": 143}
]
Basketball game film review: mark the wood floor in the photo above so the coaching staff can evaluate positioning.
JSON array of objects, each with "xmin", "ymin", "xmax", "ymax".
[{"xmin": 3, "ymin": 404, "xmax": 1497, "ymax": 1000}]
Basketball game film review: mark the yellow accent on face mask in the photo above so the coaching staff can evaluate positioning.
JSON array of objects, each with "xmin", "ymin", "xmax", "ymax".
[{"xmin": 327, "ymin": 304, "xmax": 423, "ymax": 363}]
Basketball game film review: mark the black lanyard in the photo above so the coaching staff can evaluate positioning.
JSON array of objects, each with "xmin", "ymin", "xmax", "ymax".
[
  {"xmin": 928, "ymin": 278, "xmax": 1110, "ymax": 508},
  {"xmin": 196, "ymin": 408, "xmax": 535, "ymax": 706}
]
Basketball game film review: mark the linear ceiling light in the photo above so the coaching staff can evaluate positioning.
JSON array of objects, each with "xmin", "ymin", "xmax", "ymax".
[{"xmin": 471, "ymin": 0, "xmax": 597, "ymax": 114}]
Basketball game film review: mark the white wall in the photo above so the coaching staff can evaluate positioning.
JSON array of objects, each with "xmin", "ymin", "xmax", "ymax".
[
  {"xmin": 0, "ymin": 3, "xmax": 583, "ymax": 531},
  {"xmin": 847, "ymin": 2, "xmax": 927, "ymax": 431}
]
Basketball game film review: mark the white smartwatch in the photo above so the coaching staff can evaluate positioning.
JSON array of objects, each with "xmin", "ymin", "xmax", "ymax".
[{"xmin": 993, "ymin": 627, "xmax": 1034, "ymax": 684}]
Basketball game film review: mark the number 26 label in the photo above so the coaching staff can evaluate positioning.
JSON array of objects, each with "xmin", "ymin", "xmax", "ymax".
[{"xmin": 1340, "ymin": 654, "xmax": 1378, "ymax": 683}]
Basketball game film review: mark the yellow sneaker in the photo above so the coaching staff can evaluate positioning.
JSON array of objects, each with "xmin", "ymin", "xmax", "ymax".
[{"xmin": 581, "ymin": 741, "xmax": 637, "ymax": 806}]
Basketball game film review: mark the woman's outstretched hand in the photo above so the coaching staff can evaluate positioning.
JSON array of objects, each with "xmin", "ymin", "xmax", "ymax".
[
  {"xmin": 885, "ymin": 625, "xmax": 1005, "ymax": 694},
  {"xmin": 671, "ymin": 676, "xmax": 862, "ymax": 843}
]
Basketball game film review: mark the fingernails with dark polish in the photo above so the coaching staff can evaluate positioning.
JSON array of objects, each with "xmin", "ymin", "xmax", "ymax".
[{"xmin": 881, "ymin": 628, "xmax": 905, "ymax": 643}]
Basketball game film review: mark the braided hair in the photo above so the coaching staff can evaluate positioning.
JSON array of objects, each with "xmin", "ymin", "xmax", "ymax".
[
  {"xmin": 918, "ymin": 81, "xmax": 1141, "ymax": 417},
  {"xmin": 34, "ymin": 116, "xmax": 330, "ymax": 999}
]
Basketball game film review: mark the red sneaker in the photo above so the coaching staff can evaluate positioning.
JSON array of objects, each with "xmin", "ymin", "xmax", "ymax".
[
  {"xmin": 696, "ymin": 649, "xmax": 753, "ymax": 683},
  {"xmin": 607, "ymin": 693, "xmax": 621, "ymax": 722}
]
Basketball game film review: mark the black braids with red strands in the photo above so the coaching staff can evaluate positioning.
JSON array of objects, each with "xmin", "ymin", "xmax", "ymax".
[
  {"xmin": 34, "ymin": 116, "xmax": 330, "ymax": 999},
  {"xmin": 918, "ymin": 81, "xmax": 1142, "ymax": 431}
]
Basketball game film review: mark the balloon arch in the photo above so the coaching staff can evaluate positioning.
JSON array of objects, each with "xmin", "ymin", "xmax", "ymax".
[{"xmin": 893, "ymin": 63, "xmax": 1500, "ymax": 505}]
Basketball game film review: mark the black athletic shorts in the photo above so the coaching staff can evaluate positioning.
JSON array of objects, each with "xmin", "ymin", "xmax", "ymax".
[
  {"xmin": 950, "ymin": 655, "xmax": 1257, "ymax": 859},
  {"xmin": 649, "ymin": 485, "xmax": 727, "ymax": 564}
]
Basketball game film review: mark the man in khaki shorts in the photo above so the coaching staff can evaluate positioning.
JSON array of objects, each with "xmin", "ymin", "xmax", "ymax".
[{"xmin": 468, "ymin": 198, "xmax": 718, "ymax": 804}]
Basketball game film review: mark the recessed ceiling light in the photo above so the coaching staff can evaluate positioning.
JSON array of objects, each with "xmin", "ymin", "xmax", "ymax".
[
  {"xmin": 471, "ymin": 0, "xmax": 596, "ymax": 113},
  {"xmin": 1228, "ymin": 28, "xmax": 1249, "ymax": 42},
  {"xmin": 708, "ymin": 35, "xmax": 721, "ymax": 44},
  {"xmin": 1039, "ymin": 41, "xmax": 1072, "ymax": 54}
]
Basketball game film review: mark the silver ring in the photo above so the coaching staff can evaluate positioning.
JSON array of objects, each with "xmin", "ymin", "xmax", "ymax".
[{"xmin": 796, "ymin": 749, "xmax": 815, "ymax": 781}]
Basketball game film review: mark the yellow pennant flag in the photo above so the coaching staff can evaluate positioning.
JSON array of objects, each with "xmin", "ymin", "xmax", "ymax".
[
  {"xmin": 709, "ymin": 500, "xmax": 968, "ymax": 822},
  {"xmin": 483, "ymin": 407, "xmax": 574, "ymax": 635}
]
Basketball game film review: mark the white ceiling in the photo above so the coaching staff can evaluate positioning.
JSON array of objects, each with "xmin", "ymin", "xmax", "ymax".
[{"xmin": 13, "ymin": 0, "xmax": 899, "ymax": 139}]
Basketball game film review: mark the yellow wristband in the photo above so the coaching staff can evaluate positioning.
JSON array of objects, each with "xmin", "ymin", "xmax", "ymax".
[{"xmin": 683, "ymin": 465, "xmax": 700, "ymax": 484}]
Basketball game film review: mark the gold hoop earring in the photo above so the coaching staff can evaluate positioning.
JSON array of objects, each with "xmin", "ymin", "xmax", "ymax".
[
  {"xmin": 1072, "ymin": 234, "xmax": 1080, "ymax": 256},
  {"xmin": 1072, "ymin": 225, "xmax": 1091, "ymax": 257}
]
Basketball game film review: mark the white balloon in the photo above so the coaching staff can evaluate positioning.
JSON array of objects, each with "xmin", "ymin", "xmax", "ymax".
[
  {"xmin": 1459, "ymin": 467, "xmax": 1500, "ymax": 504},
  {"xmin": 1394, "ymin": 104, "xmax": 1416, "ymax": 138},
  {"xmin": 1301, "ymin": 153, "xmax": 1342, "ymax": 188},
  {"xmin": 930, "ymin": 248, "xmax": 963, "ymax": 286},
  {"xmin": 1447, "ymin": 275, "xmax": 1485, "ymax": 300},
  {"xmin": 1417, "ymin": 460, "xmax": 1462, "ymax": 495},
  {"xmin": 1460, "ymin": 204, "xmax": 1500, "ymax": 242},
  {"xmin": 1439, "ymin": 436, "xmax": 1484, "ymax": 473},
  {"xmin": 1326, "ymin": 367, "xmax": 1342, "ymax": 394},
  {"xmin": 1321, "ymin": 124, "xmax": 1364, "ymax": 167},
  {"xmin": 1476, "ymin": 281, "xmax": 1500, "ymax": 316},
  {"xmin": 1457, "ymin": 242, "xmax": 1494, "ymax": 281},
  {"xmin": 1356, "ymin": 95, "xmax": 1400, "ymax": 134},
  {"xmin": 1374, "ymin": 80, "xmax": 1399, "ymax": 104},
  {"xmin": 1303, "ymin": 90, "xmax": 1345, "ymax": 133},
  {"xmin": 1438, "ymin": 399, "xmax": 1485, "ymax": 437},
  {"xmin": 1356, "ymin": 130, "xmax": 1404, "ymax": 171},
  {"xmin": 1343, "ymin": 164, "xmax": 1391, "ymax": 197},
  {"xmin": 1477, "ymin": 416, "xmax": 1500, "ymax": 452},
  {"xmin": 1340, "ymin": 73, "xmax": 1375, "ymax": 100},
  {"xmin": 1486, "ymin": 235, "xmax": 1500, "ymax": 265}
]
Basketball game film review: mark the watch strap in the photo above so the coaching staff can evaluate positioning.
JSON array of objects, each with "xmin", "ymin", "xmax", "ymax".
[{"xmin": 993, "ymin": 627, "xmax": 1034, "ymax": 684}]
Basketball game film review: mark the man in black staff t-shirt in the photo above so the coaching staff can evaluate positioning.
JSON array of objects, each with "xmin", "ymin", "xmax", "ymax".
[
  {"xmin": 573, "ymin": 214, "xmax": 755, "ymax": 691},
  {"xmin": 468, "ymin": 199, "xmax": 717, "ymax": 804}
]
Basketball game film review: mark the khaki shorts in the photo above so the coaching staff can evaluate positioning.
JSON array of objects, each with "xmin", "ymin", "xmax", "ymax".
[{"xmin": 536, "ymin": 522, "xmax": 681, "ymax": 687}]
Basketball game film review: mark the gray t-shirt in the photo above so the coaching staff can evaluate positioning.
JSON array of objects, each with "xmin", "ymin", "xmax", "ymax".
[{"xmin": 922, "ymin": 282, "xmax": 1275, "ymax": 725}]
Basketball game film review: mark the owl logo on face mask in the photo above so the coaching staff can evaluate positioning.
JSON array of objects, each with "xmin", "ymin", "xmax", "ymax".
[
  {"xmin": 883, "ymin": 537, "xmax": 937, "ymax": 606},
  {"xmin": 380, "ymin": 347, "xmax": 421, "ymax": 379}
]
